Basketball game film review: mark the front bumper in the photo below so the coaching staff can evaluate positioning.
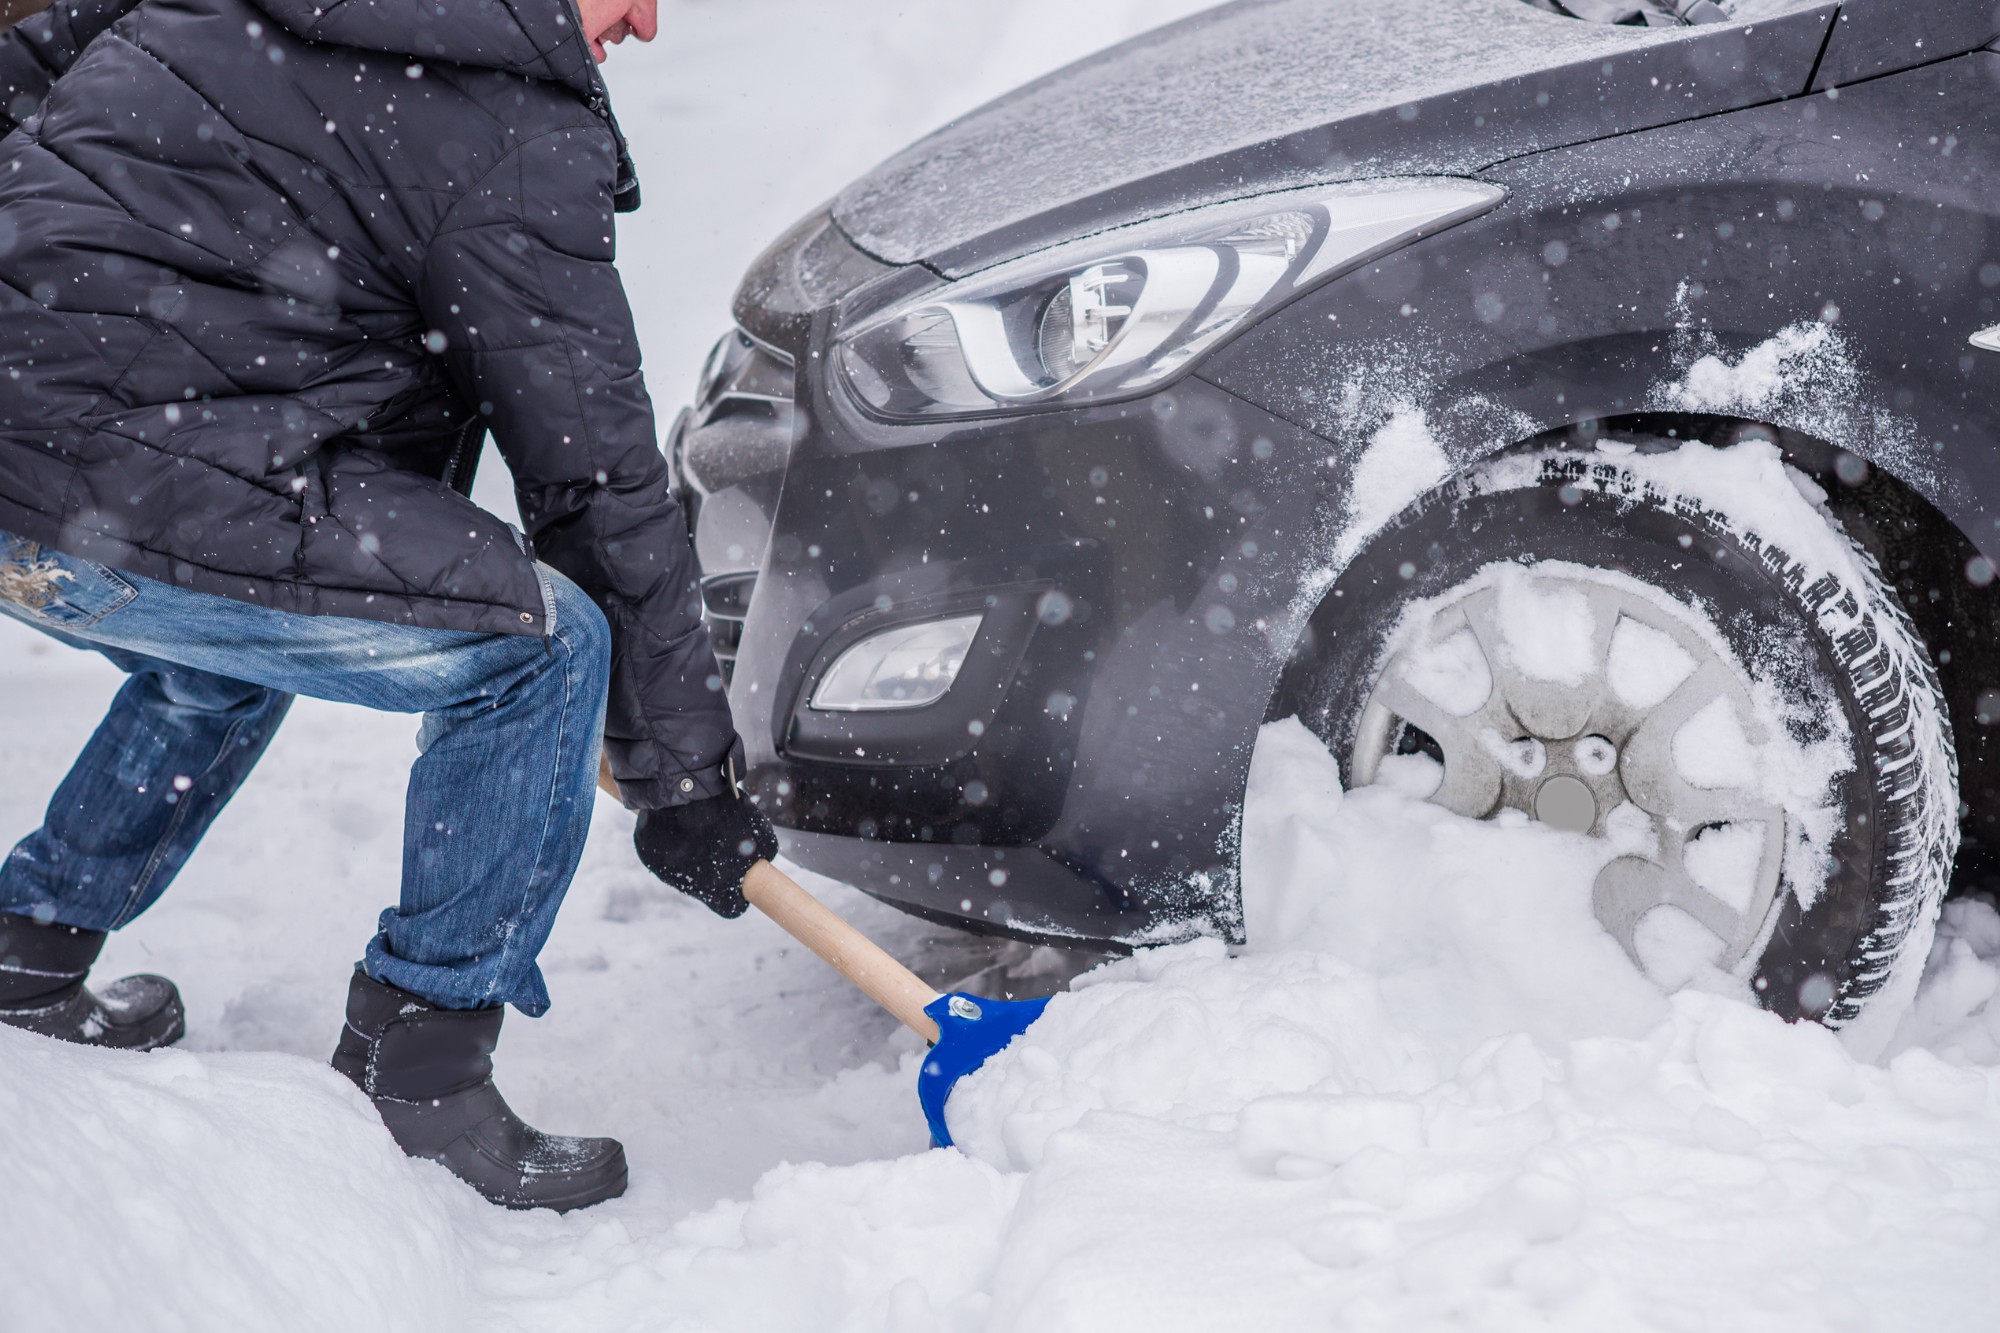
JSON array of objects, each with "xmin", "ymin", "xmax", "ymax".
[{"xmin": 679, "ymin": 306, "xmax": 1340, "ymax": 947}]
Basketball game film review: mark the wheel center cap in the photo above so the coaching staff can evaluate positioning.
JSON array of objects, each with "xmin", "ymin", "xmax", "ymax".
[{"xmin": 1534, "ymin": 774, "xmax": 1597, "ymax": 833}]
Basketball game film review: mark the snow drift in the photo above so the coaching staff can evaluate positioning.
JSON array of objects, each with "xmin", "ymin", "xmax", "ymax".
[{"xmin": 11, "ymin": 719, "xmax": 2000, "ymax": 1332}]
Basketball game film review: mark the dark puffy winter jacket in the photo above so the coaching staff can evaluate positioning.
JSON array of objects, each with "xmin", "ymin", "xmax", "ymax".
[{"xmin": 0, "ymin": 0, "xmax": 738, "ymax": 809}]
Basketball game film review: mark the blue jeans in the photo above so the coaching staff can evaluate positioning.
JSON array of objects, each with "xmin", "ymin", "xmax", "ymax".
[{"xmin": 0, "ymin": 530, "xmax": 609, "ymax": 1015}]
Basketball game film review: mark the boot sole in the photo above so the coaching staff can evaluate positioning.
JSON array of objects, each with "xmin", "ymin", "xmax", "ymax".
[
  {"xmin": 0, "ymin": 976, "xmax": 185, "ymax": 1051},
  {"xmin": 127, "ymin": 1008, "xmax": 186, "ymax": 1052},
  {"xmin": 474, "ymin": 1142, "xmax": 630, "ymax": 1213},
  {"xmin": 374, "ymin": 1088, "xmax": 631, "ymax": 1213}
]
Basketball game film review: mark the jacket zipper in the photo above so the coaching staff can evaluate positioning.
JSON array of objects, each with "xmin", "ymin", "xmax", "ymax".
[{"xmin": 439, "ymin": 418, "xmax": 483, "ymax": 498}]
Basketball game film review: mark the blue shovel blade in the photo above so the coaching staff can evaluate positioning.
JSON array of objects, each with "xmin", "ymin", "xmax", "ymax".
[{"xmin": 916, "ymin": 991, "xmax": 1050, "ymax": 1148}]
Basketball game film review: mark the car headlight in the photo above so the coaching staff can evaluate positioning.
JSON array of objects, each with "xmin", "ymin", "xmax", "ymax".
[{"xmin": 835, "ymin": 179, "xmax": 1505, "ymax": 421}]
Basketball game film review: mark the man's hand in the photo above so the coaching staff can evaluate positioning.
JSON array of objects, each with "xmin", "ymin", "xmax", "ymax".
[{"xmin": 634, "ymin": 794, "xmax": 778, "ymax": 918}]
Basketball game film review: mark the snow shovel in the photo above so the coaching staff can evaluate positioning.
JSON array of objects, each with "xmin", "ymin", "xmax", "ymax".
[
  {"xmin": 599, "ymin": 761, "xmax": 1046, "ymax": 1147},
  {"xmin": 739, "ymin": 859, "xmax": 1048, "ymax": 1148}
]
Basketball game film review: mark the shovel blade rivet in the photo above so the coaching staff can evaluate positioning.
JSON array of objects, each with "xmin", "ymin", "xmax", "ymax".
[{"xmin": 948, "ymin": 996, "xmax": 983, "ymax": 1021}]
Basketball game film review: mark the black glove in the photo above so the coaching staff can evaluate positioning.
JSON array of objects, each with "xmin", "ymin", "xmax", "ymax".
[{"xmin": 633, "ymin": 794, "xmax": 779, "ymax": 918}]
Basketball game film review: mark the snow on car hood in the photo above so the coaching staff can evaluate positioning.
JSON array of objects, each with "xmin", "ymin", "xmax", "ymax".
[{"xmin": 832, "ymin": 0, "xmax": 1833, "ymax": 275}]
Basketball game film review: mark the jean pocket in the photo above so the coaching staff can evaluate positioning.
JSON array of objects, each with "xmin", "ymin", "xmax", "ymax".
[{"xmin": 0, "ymin": 533, "xmax": 139, "ymax": 629}]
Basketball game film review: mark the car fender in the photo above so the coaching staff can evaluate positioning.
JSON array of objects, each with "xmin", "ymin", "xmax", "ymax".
[{"xmin": 1203, "ymin": 50, "xmax": 2000, "ymax": 572}]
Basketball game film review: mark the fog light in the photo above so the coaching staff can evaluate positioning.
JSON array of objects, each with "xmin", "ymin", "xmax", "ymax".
[{"xmin": 811, "ymin": 615, "xmax": 982, "ymax": 711}]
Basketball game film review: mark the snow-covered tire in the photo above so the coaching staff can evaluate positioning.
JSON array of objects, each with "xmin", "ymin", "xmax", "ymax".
[{"xmin": 1273, "ymin": 438, "xmax": 1957, "ymax": 1043}]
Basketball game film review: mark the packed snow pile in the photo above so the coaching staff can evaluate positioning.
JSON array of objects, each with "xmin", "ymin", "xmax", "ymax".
[
  {"xmin": 11, "ymin": 717, "xmax": 2000, "ymax": 1332},
  {"xmin": 939, "ymin": 724, "xmax": 2000, "ymax": 1328},
  {"xmin": 0, "ymin": 1033, "xmax": 476, "ymax": 1332}
]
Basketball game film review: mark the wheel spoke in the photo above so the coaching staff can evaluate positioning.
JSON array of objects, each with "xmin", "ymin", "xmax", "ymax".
[
  {"xmin": 1432, "ymin": 743, "xmax": 1507, "ymax": 820},
  {"xmin": 1655, "ymin": 781, "xmax": 1759, "ymax": 828},
  {"xmin": 1618, "ymin": 659, "xmax": 1750, "ymax": 824},
  {"xmin": 1593, "ymin": 856, "xmax": 1677, "ymax": 958},
  {"xmin": 1461, "ymin": 585, "xmax": 1608, "ymax": 741},
  {"xmin": 1677, "ymin": 813, "xmax": 1786, "ymax": 958},
  {"xmin": 1665, "ymin": 869, "xmax": 1752, "ymax": 946},
  {"xmin": 1373, "ymin": 671, "xmax": 1504, "ymax": 819},
  {"xmin": 1594, "ymin": 816, "xmax": 1784, "ymax": 966},
  {"xmin": 1595, "ymin": 853, "xmax": 1742, "ymax": 962}
]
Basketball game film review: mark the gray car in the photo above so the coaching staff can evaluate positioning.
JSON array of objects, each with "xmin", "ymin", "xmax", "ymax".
[{"xmin": 674, "ymin": 0, "xmax": 2000, "ymax": 1039}]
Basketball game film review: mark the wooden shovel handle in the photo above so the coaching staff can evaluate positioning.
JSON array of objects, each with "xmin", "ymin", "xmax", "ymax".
[
  {"xmin": 743, "ymin": 861, "xmax": 942, "ymax": 1044},
  {"xmin": 598, "ymin": 752, "xmax": 632, "ymax": 808},
  {"xmin": 600, "ymin": 756, "xmax": 942, "ymax": 1044}
]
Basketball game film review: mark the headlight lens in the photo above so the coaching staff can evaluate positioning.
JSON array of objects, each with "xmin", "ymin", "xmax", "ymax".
[
  {"xmin": 835, "ymin": 179, "xmax": 1504, "ymax": 420},
  {"xmin": 811, "ymin": 615, "xmax": 983, "ymax": 711}
]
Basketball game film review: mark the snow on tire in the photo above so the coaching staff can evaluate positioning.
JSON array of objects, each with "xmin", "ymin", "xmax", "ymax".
[{"xmin": 1275, "ymin": 437, "xmax": 1957, "ymax": 1052}]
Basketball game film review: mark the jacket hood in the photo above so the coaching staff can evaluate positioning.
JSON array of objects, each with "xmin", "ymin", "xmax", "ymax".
[
  {"xmin": 251, "ymin": 0, "xmax": 641, "ymax": 209},
  {"xmin": 831, "ymin": 0, "xmax": 1835, "ymax": 275}
]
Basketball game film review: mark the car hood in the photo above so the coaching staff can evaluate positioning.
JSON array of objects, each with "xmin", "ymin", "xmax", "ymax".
[{"xmin": 831, "ymin": 0, "xmax": 1835, "ymax": 276}]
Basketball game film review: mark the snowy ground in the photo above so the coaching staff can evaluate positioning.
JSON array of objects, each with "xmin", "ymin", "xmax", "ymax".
[{"xmin": 12, "ymin": 4, "xmax": 2000, "ymax": 1331}]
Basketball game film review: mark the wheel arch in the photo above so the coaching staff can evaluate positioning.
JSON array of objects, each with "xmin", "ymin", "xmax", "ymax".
[{"xmin": 1268, "ymin": 408, "xmax": 2000, "ymax": 897}]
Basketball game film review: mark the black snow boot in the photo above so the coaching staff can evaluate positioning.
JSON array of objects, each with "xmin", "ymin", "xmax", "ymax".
[
  {"xmin": 331, "ymin": 968, "xmax": 627, "ymax": 1213},
  {"xmin": 0, "ymin": 910, "xmax": 184, "ymax": 1050}
]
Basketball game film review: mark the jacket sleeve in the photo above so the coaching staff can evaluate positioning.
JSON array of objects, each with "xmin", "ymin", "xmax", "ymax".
[
  {"xmin": 0, "ymin": 0, "xmax": 137, "ymax": 136},
  {"xmin": 418, "ymin": 126, "xmax": 741, "ymax": 811}
]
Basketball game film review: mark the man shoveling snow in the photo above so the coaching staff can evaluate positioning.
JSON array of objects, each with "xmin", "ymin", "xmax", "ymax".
[{"xmin": 0, "ymin": 0, "xmax": 774, "ymax": 1212}]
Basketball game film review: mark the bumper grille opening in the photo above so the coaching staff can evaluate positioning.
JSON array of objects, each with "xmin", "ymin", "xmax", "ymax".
[{"xmin": 701, "ymin": 570, "xmax": 758, "ymax": 686}]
